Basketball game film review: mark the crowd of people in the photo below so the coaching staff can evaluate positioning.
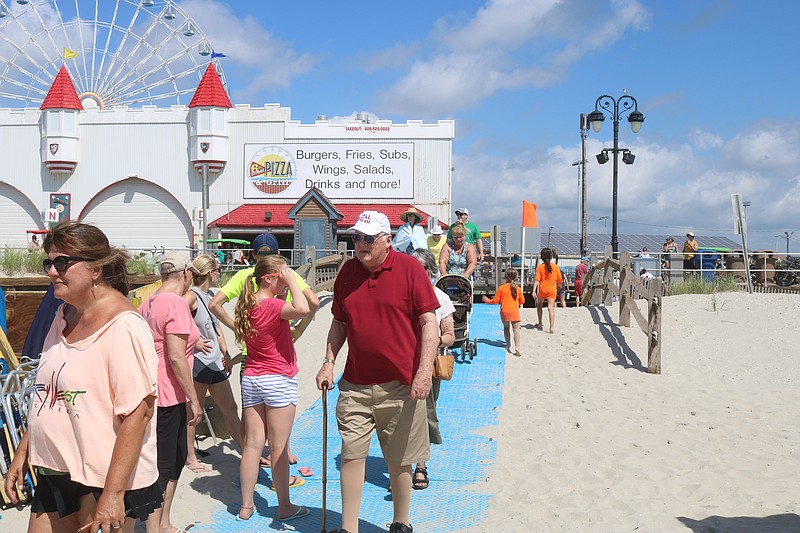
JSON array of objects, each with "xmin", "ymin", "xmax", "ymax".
[
  {"xmin": 3, "ymin": 209, "xmax": 705, "ymax": 532},
  {"xmin": 1, "ymin": 209, "xmax": 468, "ymax": 533}
]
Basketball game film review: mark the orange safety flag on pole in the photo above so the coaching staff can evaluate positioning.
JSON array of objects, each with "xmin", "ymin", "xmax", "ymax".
[{"xmin": 522, "ymin": 200, "xmax": 538, "ymax": 228}]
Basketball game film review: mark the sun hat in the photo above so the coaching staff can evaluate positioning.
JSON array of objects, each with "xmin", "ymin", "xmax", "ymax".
[
  {"xmin": 400, "ymin": 207, "xmax": 422, "ymax": 223},
  {"xmin": 160, "ymin": 250, "xmax": 194, "ymax": 275},
  {"xmin": 430, "ymin": 226, "xmax": 443, "ymax": 235},
  {"xmin": 455, "ymin": 207, "xmax": 469, "ymax": 216},
  {"xmin": 350, "ymin": 210, "xmax": 391, "ymax": 236},
  {"xmin": 252, "ymin": 232, "xmax": 279, "ymax": 255}
]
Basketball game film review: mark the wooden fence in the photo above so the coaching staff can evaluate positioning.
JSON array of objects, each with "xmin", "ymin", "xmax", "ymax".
[
  {"xmin": 293, "ymin": 243, "xmax": 350, "ymax": 293},
  {"xmin": 580, "ymin": 246, "xmax": 664, "ymax": 374}
]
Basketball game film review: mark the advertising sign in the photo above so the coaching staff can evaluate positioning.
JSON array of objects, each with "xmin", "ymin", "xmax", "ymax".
[{"xmin": 243, "ymin": 143, "xmax": 414, "ymax": 199}]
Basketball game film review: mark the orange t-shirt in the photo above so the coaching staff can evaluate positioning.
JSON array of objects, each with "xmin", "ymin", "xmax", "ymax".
[
  {"xmin": 535, "ymin": 262, "xmax": 563, "ymax": 300},
  {"xmin": 486, "ymin": 283, "xmax": 525, "ymax": 322}
]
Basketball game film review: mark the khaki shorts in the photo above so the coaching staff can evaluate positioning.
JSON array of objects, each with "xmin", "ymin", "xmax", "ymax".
[{"xmin": 336, "ymin": 379, "xmax": 430, "ymax": 466}]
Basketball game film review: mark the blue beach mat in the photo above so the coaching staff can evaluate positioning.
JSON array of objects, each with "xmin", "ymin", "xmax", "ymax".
[{"xmin": 192, "ymin": 303, "xmax": 504, "ymax": 532}]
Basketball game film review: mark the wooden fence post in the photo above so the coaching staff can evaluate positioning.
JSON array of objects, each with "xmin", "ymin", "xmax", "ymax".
[
  {"xmin": 602, "ymin": 245, "xmax": 614, "ymax": 306},
  {"xmin": 306, "ymin": 246, "xmax": 317, "ymax": 291},
  {"xmin": 619, "ymin": 252, "xmax": 631, "ymax": 327},
  {"xmin": 647, "ymin": 278, "xmax": 662, "ymax": 374}
]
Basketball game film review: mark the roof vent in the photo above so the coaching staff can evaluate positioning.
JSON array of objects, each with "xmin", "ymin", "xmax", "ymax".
[
  {"xmin": 356, "ymin": 112, "xmax": 369, "ymax": 123},
  {"xmin": 316, "ymin": 115, "xmax": 329, "ymax": 121}
]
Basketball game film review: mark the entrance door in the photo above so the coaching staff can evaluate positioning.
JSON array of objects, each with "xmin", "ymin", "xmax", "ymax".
[{"xmin": 298, "ymin": 219, "xmax": 327, "ymax": 264}]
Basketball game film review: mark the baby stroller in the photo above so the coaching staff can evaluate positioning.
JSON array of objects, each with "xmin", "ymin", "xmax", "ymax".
[{"xmin": 435, "ymin": 274, "xmax": 477, "ymax": 359}]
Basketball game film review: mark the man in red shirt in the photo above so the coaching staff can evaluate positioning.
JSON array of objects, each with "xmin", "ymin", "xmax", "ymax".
[{"xmin": 316, "ymin": 210, "xmax": 439, "ymax": 533}]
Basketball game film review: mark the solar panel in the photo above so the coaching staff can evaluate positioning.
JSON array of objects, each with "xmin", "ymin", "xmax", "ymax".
[{"xmin": 485, "ymin": 232, "xmax": 740, "ymax": 257}]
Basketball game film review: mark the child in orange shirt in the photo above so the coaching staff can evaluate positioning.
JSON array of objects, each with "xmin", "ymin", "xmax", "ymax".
[
  {"xmin": 533, "ymin": 248, "xmax": 563, "ymax": 334},
  {"xmin": 482, "ymin": 267, "xmax": 525, "ymax": 356}
]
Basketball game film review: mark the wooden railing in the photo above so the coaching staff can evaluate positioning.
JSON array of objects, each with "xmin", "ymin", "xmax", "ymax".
[
  {"xmin": 580, "ymin": 246, "xmax": 664, "ymax": 374},
  {"xmin": 293, "ymin": 243, "xmax": 350, "ymax": 293}
]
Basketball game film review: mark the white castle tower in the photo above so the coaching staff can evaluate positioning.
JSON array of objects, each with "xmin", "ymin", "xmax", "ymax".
[
  {"xmin": 188, "ymin": 63, "xmax": 232, "ymax": 173},
  {"xmin": 39, "ymin": 66, "xmax": 83, "ymax": 174}
]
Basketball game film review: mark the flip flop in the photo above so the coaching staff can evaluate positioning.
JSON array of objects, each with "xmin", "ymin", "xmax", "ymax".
[
  {"xmin": 235, "ymin": 505, "xmax": 257, "ymax": 521},
  {"xmin": 269, "ymin": 476, "xmax": 305, "ymax": 491},
  {"xmin": 259, "ymin": 456, "xmax": 271, "ymax": 468},
  {"xmin": 277, "ymin": 506, "xmax": 309, "ymax": 521},
  {"xmin": 298, "ymin": 466, "xmax": 314, "ymax": 477}
]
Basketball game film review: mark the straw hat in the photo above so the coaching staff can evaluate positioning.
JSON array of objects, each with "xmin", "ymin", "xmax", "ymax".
[{"xmin": 400, "ymin": 207, "xmax": 422, "ymax": 223}]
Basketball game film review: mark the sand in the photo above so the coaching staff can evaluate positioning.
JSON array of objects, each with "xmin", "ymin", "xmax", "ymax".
[{"xmin": 3, "ymin": 291, "xmax": 799, "ymax": 532}]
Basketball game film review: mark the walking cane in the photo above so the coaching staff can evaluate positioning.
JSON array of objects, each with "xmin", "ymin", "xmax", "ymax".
[{"xmin": 321, "ymin": 380, "xmax": 330, "ymax": 533}]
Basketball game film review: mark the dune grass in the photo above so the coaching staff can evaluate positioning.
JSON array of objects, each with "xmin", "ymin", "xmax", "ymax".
[{"xmin": 668, "ymin": 275, "xmax": 739, "ymax": 295}]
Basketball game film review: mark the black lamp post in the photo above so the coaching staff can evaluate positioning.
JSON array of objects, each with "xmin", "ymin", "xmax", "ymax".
[{"xmin": 588, "ymin": 93, "xmax": 644, "ymax": 254}]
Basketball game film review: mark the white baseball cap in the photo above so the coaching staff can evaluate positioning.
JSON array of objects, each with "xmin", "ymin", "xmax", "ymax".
[
  {"xmin": 350, "ymin": 210, "xmax": 391, "ymax": 236},
  {"xmin": 455, "ymin": 207, "xmax": 469, "ymax": 216}
]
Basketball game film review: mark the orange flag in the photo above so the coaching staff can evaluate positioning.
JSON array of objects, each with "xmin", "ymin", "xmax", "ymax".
[{"xmin": 522, "ymin": 200, "xmax": 538, "ymax": 227}]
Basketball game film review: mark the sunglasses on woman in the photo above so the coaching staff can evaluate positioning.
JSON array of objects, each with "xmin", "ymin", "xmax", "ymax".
[
  {"xmin": 352, "ymin": 233, "xmax": 385, "ymax": 245},
  {"xmin": 43, "ymin": 256, "xmax": 94, "ymax": 273}
]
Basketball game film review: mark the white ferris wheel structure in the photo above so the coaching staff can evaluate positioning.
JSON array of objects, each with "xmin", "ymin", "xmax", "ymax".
[{"xmin": 0, "ymin": 0, "xmax": 225, "ymax": 109}]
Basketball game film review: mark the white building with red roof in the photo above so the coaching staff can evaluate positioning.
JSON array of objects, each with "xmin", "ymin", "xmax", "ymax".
[{"xmin": 0, "ymin": 63, "xmax": 454, "ymax": 255}]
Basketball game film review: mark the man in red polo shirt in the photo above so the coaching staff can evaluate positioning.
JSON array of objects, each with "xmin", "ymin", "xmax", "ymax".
[{"xmin": 316, "ymin": 210, "xmax": 439, "ymax": 533}]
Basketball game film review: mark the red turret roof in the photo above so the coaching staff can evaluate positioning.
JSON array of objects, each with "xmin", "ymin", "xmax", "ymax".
[
  {"xmin": 189, "ymin": 64, "xmax": 232, "ymax": 108},
  {"xmin": 40, "ymin": 66, "xmax": 83, "ymax": 111}
]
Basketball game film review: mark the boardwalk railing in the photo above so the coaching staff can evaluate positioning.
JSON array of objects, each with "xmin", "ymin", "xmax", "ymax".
[
  {"xmin": 293, "ymin": 243, "xmax": 350, "ymax": 292},
  {"xmin": 581, "ymin": 246, "xmax": 664, "ymax": 374}
]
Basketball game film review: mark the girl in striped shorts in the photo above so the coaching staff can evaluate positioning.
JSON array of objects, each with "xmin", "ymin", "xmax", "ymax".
[{"xmin": 234, "ymin": 255, "xmax": 310, "ymax": 522}]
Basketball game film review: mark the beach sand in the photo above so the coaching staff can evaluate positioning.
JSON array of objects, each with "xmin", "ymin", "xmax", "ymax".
[{"xmin": 3, "ymin": 291, "xmax": 799, "ymax": 532}]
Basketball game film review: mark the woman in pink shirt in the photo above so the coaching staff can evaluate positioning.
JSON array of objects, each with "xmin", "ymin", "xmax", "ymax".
[
  {"xmin": 139, "ymin": 251, "xmax": 209, "ymax": 533},
  {"xmin": 233, "ymin": 256, "xmax": 310, "ymax": 522},
  {"xmin": 4, "ymin": 222, "xmax": 161, "ymax": 533}
]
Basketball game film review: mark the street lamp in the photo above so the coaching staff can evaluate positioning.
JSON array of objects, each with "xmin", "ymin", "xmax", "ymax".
[{"xmin": 588, "ymin": 93, "xmax": 645, "ymax": 254}]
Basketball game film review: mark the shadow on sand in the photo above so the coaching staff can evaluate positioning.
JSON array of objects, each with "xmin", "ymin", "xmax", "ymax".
[
  {"xmin": 586, "ymin": 305, "xmax": 646, "ymax": 372},
  {"xmin": 677, "ymin": 513, "xmax": 800, "ymax": 532}
]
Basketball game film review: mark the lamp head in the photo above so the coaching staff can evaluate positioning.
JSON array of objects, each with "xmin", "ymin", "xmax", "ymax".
[
  {"xmin": 596, "ymin": 151, "xmax": 610, "ymax": 164},
  {"xmin": 588, "ymin": 110, "xmax": 605, "ymax": 133},
  {"xmin": 628, "ymin": 110, "xmax": 645, "ymax": 133},
  {"xmin": 622, "ymin": 151, "xmax": 636, "ymax": 165}
]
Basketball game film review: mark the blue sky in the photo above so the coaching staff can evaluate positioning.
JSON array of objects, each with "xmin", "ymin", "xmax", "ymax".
[
  {"xmin": 3, "ymin": 0, "xmax": 797, "ymax": 251},
  {"xmin": 181, "ymin": 0, "xmax": 799, "ymax": 251}
]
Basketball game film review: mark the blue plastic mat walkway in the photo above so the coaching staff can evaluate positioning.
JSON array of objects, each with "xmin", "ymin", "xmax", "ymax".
[{"xmin": 192, "ymin": 303, "xmax": 504, "ymax": 532}]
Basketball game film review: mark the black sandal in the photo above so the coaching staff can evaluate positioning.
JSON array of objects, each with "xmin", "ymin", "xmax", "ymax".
[{"xmin": 412, "ymin": 466, "xmax": 429, "ymax": 490}]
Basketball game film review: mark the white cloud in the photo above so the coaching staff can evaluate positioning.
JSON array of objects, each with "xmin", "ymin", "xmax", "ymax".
[
  {"xmin": 178, "ymin": 0, "xmax": 316, "ymax": 99},
  {"xmin": 451, "ymin": 121, "xmax": 800, "ymax": 250},
  {"xmin": 378, "ymin": 0, "xmax": 651, "ymax": 116},
  {"xmin": 689, "ymin": 129, "xmax": 724, "ymax": 149}
]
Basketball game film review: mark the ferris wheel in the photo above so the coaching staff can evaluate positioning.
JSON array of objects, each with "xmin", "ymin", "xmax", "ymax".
[{"xmin": 0, "ymin": 0, "xmax": 225, "ymax": 109}]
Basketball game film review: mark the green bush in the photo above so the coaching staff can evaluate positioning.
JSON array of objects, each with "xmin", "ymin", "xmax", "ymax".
[
  {"xmin": 0, "ymin": 247, "xmax": 25, "ymax": 275},
  {"xmin": 23, "ymin": 249, "xmax": 46, "ymax": 274},
  {"xmin": 127, "ymin": 254, "xmax": 157, "ymax": 276},
  {"xmin": 668, "ymin": 275, "xmax": 738, "ymax": 295}
]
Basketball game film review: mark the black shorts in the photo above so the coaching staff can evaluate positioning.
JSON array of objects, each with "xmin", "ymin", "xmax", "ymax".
[
  {"xmin": 31, "ymin": 472, "xmax": 162, "ymax": 520},
  {"xmin": 193, "ymin": 357, "xmax": 229, "ymax": 384},
  {"xmin": 156, "ymin": 403, "xmax": 188, "ymax": 489}
]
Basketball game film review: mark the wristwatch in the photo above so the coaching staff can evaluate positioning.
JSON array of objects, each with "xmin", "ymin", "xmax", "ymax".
[{"xmin": 322, "ymin": 357, "xmax": 335, "ymax": 365}]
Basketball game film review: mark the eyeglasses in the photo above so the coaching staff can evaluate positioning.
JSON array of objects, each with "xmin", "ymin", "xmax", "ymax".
[
  {"xmin": 352, "ymin": 233, "xmax": 385, "ymax": 245},
  {"xmin": 43, "ymin": 256, "xmax": 93, "ymax": 273}
]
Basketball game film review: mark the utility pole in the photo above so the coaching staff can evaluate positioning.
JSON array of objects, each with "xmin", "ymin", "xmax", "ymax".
[
  {"xmin": 579, "ymin": 113, "xmax": 589, "ymax": 256},
  {"xmin": 783, "ymin": 231, "xmax": 794, "ymax": 254}
]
